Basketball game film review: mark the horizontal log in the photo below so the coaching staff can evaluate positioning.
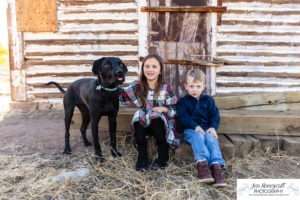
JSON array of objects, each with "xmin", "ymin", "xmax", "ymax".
[
  {"xmin": 226, "ymin": 10, "xmax": 300, "ymax": 16},
  {"xmin": 216, "ymin": 71, "xmax": 300, "ymax": 79},
  {"xmin": 216, "ymin": 91, "xmax": 279, "ymax": 97},
  {"xmin": 60, "ymin": 31, "xmax": 137, "ymax": 35},
  {"xmin": 217, "ymin": 60, "xmax": 300, "ymax": 66},
  {"xmin": 217, "ymin": 31, "xmax": 300, "ymax": 36},
  {"xmin": 26, "ymin": 71, "xmax": 137, "ymax": 78},
  {"xmin": 61, "ymin": 9, "xmax": 137, "ymax": 14},
  {"xmin": 60, "ymin": 19, "xmax": 138, "ymax": 24},
  {"xmin": 240, "ymin": 103, "xmax": 300, "ymax": 112},
  {"xmin": 32, "ymin": 93, "xmax": 64, "ymax": 99},
  {"xmin": 217, "ymin": 41, "xmax": 300, "ymax": 47},
  {"xmin": 25, "ymin": 39, "xmax": 138, "ymax": 46},
  {"xmin": 26, "ymin": 51, "xmax": 138, "ymax": 57},
  {"xmin": 216, "ymin": 52, "xmax": 300, "ymax": 58},
  {"xmin": 222, "ymin": 0, "xmax": 299, "ymax": 3},
  {"xmin": 26, "ymin": 60, "xmax": 138, "ymax": 66},
  {"xmin": 141, "ymin": 6, "xmax": 227, "ymax": 13},
  {"xmin": 222, "ymin": 20, "xmax": 300, "ymax": 26},
  {"xmin": 215, "ymin": 92, "xmax": 300, "ymax": 110},
  {"xmin": 58, "ymin": 0, "xmax": 136, "ymax": 5},
  {"xmin": 216, "ymin": 82, "xmax": 300, "ymax": 88}
]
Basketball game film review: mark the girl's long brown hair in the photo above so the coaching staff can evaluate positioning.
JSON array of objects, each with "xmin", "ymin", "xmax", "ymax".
[{"xmin": 138, "ymin": 54, "xmax": 165, "ymax": 105}]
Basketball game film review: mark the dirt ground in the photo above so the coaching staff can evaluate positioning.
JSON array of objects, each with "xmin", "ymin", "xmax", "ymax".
[{"xmin": 0, "ymin": 109, "xmax": 300, "ymax": 200}]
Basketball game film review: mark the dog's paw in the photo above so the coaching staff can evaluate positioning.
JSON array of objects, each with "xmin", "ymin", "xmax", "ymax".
[
  {"xmin": 84, "ymin": 141, "xmax": 92, "ymax": 147},
  {"xmin": 111, "ymin": 149, "xmax": 122, "ymax": 157},
  {"xmin": 62, "ymin": 150, "xmax": 72, "ymax": 154},
  {"xmin": 95, "ymin": 156, "xmax": 105, "ymax": 163},
  {"xmin": 63, "ymin": 147, "xmax": 72, "ymax": 154}
]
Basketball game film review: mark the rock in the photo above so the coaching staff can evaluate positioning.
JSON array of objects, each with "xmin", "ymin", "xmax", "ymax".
[{"xmin": 50, "ymin": 168, "xmax": 90, "ymax": 183}]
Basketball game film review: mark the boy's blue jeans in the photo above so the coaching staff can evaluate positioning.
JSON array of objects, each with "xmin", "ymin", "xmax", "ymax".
[{"xmin": 184, "ymin": 129, "xmax": 225, "ymax": 168}]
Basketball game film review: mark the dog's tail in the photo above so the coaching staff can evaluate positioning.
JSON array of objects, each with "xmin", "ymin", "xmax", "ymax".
[{"xmin": 45, "ymin": 81, "xmax": 66, "ymax": 94}]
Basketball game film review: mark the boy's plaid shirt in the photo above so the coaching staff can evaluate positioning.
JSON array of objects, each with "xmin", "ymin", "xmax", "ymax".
[{"xmin": 119, "ymin": 81, "xmax": 180, "ymax": 148}]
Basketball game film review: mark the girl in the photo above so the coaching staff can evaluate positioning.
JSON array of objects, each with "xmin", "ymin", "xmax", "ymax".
[{"xmin": 120, "ymin": 54, "xmax": 179, "ymax": 171}]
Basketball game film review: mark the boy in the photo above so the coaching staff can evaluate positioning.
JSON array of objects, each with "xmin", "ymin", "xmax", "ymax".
[{"xmin": 177, "ymin": 68, "xmax": 226, "ymax": 187}]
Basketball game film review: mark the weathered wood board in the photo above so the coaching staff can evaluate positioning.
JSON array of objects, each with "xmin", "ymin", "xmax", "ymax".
[
  {"xmin": 219, "ymin": 110, "xmax": 300, "ymax": 136},
  {"xmin": 147, "ymin": 0, "xmax": 210, "ymax": 98},
  {"xmin": 215, "ymin": 92, "xmax": 300, "ymax": 110},
  {"xmin": 253, "ymin": 135, "xmax": 283, "ymax": 153},
  {"xmin": 226, "ymin": 135, "xmax": 254, "ymax": 157},
  {"xmin": 16, "ymin": 0, "xmax": 57, "ymax": 32},
  {"xmin": 7, "ymin": 0, "xmax": 26, "ymax": 101},
  {"xmin": 282, "ymin": 136, "xmax": 300, "ymax": 156},
  {"xmin": 67, "ymin": 108, "xmax": 300, "ymax": 136}
]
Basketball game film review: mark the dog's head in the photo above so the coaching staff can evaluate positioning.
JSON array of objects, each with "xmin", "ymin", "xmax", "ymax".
[{"xmin": 92, "ymin": 57, "xmax": 128, "ymax": 87}]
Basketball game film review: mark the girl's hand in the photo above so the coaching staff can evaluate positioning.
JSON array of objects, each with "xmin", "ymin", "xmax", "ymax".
[
  {"xmin": 152, "ymin": 107, "xmax": 169, "ymax": 113},
  {"xmin": 195, "ymin": 126, "xmax": 205, "ymax": 135},
  {"xmin": 207, "ymin": 128, "xmax": 218, "ymax": 139}
]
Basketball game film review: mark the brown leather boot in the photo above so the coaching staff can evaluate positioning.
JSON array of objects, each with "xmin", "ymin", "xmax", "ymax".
[
  {"xmin": 197, "ymin": 161, "xmax": 214, "ymax": 183},
  {"xmin": 211, "ymin": 163, "xmax": 227, "ymax": 187}
]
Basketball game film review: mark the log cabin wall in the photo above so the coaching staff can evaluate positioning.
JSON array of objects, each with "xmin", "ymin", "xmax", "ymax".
[
  {"xmin": 8, "ymin": 0, "xmax": 300, "ymax": 106},
  {"xmin": 216, "ymin": 0, "xmax": 300, "ymax": 96},
  {"xmin": 22, "ymin": 0, "xmax": 139, "ymax": 108}
]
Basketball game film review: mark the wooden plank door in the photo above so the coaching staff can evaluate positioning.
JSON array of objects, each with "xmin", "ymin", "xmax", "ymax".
[{"xmin": 147, "ymin": 0, "xmax": 210, "ymax": 98}]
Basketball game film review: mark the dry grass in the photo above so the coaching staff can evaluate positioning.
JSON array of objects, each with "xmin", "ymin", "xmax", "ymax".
[{"xmin": 1, "ymin": 132, "xmax": 300, "ymax": 200}]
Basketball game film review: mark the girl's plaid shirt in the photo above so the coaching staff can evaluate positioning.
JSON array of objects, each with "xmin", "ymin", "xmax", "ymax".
[{"xmin": 119, "ymin": 81, "xmax": 180, "ymax": 148}]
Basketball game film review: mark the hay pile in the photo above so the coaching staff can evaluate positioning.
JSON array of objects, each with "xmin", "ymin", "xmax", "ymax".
[{"xmin": 1, "ymin": 132, "xmax": 299, "ymax": 200}]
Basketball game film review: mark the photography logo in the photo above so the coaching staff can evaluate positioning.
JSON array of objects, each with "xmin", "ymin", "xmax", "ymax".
[{"xmin": 237, "ymin": 179, "xmax": 300, "ymax": 200}]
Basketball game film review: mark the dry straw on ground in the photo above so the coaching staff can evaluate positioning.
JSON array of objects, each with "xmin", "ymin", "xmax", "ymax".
[{"xmin": 1, "ymin": 131, "xmax": 300, "ymax": 200}]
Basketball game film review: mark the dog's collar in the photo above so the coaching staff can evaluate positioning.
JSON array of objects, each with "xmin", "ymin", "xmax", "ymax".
[{"xmin": 96, "ymin": 84, "xmax": 119, "ymax": 92}]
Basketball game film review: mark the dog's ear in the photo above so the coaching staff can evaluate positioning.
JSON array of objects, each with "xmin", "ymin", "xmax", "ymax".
[
  {"xmin": 121, "ymin": 60, "xmax": 128, "ymax": 73},
  {"xmin": 92, "ymin": 58, "xmax": 105, "ymax": 75}
]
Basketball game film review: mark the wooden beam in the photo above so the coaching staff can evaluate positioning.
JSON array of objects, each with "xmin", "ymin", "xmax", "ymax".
[
  {"xmin": 141, "ymin": 6, "xmax": 227, "ymax": 13},
  {"xmin": 215, "ymin": 92, "xmax": 300, "ymax": 110},
  {"xmin": 217, "ymin": 0, "xmax": 223, "ymax": 25},
  {"xmin": 241, "ymin": 103, "xmax": 300, "ymax": 112},
  {"xmin": 7, "ymin": 0, "xmax": 26, "ymax": 101},
  {"xmin": 19, "ymin": 101, "xmax": 300, "ymax": 137},
  {"xmin": 219, "ymin": 110, "xmax": 300, "ymax": 136},
  {"xmin": 139, "ymin": 57, "xmax": 224, "ymax": 67},
  {"xmin": 69, "ymin": 109, "xmax": 300, "ymax": 136}
]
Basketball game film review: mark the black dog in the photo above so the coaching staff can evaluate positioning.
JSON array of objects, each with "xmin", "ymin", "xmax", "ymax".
[{"xmin": 46, "ymin": 57, "xmax": 128, "ymax": 162}]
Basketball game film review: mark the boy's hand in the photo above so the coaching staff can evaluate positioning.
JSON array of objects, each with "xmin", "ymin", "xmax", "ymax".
[
  {"xmin": 207, "ymin": 128, "xmax": 218, "ymax": 139},
  {"xmin": 195, "ymin": 126, "xmax": 205, "ymax": 135},
  {"xmin": 152, "ymin": 107, "xmax": 169, "ymax": 113}
]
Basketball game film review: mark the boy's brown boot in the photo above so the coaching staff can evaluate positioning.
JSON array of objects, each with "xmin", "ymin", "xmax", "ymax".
[
  {"xmin": 211, "ymin": 163, "xmax": 227, "ymax": 187},
  {"xmin": 197, "ymin": 161, "xmax": 214, "ymax": 183}
]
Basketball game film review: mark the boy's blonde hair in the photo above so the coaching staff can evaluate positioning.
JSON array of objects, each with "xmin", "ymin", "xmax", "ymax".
[{"xmin": 185, "ymin": 68, "xmax": 206, "ymax": 84}]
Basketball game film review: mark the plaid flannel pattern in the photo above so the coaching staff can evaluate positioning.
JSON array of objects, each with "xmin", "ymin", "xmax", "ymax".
[{"xmin": 119, "ymin": 81, "xmax": 180, "ymax": 148}]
